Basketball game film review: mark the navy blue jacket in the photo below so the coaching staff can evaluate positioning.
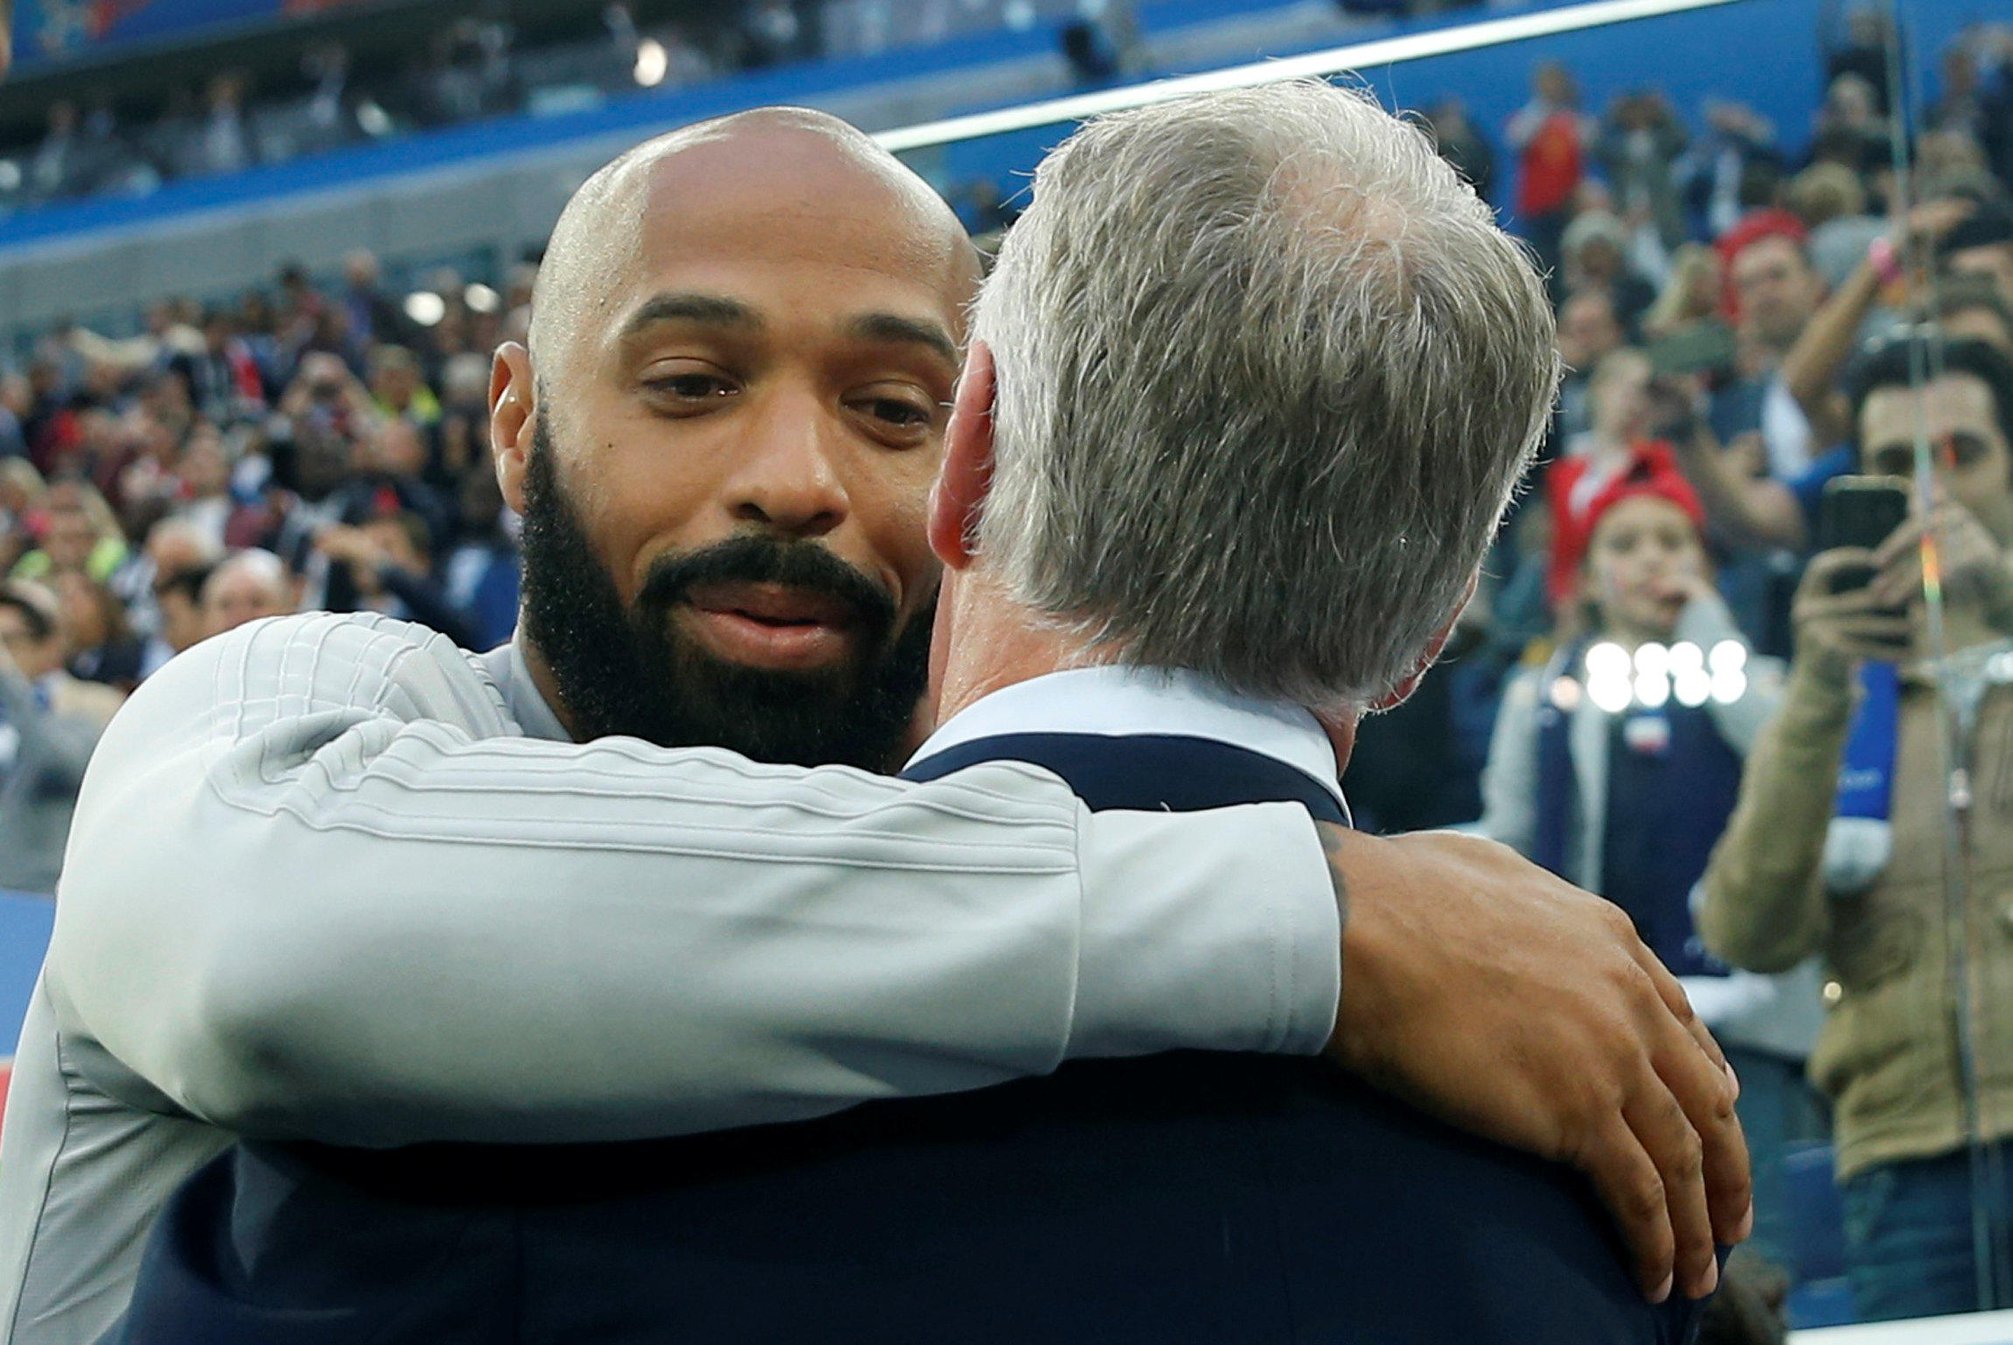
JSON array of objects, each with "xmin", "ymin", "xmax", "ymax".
[{"xmin": 108, "ymin": 730, "xmax": 1705, "ymax": 1344}]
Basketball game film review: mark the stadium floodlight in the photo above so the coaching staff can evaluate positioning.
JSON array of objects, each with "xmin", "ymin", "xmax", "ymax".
[{"xmin": 874, "ymin": 0, "xmax": 1742, "ymax": 154}]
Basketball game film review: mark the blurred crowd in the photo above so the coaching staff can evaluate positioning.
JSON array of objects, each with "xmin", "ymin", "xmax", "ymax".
[
  {"xmin": 0, "ymin": 0, "xmax": 1140, "ymax": 215},
  {"xmin": 3, "ymin": 4, "xmax": 2013, "ymax": 1324},
  {"xmin": 1348, "ymin": 12, "xmax": 2013, "ymax": 1323}
]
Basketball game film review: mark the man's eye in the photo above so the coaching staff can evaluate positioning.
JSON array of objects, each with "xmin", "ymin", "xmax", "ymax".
[
  {"xmin": 1946, "ymin": 433, "xmax": 1990, "ymax": 468},
  {"xmin": 647, "ymin": 373, "xmax": 737, "ymax": 401},
  {"xmin": 860, "ymin": 397, "xmax": 933, "ymax": 428}
]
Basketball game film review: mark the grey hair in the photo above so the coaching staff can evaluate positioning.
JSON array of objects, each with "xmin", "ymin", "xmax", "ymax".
[{"xmin": 970, "ymin": 79, "xmax": 1560, "ymax": 709}]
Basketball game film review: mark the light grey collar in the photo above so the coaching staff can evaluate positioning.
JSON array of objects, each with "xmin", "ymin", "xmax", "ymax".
[{"xmin": 478, "ymin": 634, "xmax": 572, "ymax": 743}]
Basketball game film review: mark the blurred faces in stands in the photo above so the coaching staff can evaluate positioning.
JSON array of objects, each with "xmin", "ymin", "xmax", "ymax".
[
  {"xmin": 1558, "ymin": 291, "xmax": 1624, "ymax": 374},
  {"xmin": 1942, "ymin": 201, "xmax": 2013, "ymax": 309},
  {"xmin": 201, "ymin": 549, "xmax": 294, "ymax": 636},
  {"xmin": 490, "ymin": 110, "xmax": 977, "ymax": 770},
  {"xmin": 153, "ymin": 566, "xmax": 212, "ymax": 656},
  {"xmin": 1730, "ymin": 234, "xmax": 1824, "ymax": 351},
  {"xmin": 1589, "ymin": 349, "xmax": 1656, "ymax": 444},
  {"xmin": 40, "ymin": 509, "xmax": 98, "ymax": 572},
  {"xmin": 0, "ymin": 584, "xmax": 63, "ymax": 682}
]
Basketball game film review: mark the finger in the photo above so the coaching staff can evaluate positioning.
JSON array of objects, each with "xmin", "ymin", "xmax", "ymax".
[
  {"xmin": 1834, "ymin": 615, "xmax": 1916, "ymax": 644},
  {"xmin": 1624, "ymin": 1079, "xmax": 1719, "ymax": 1300},
  {"xmin": 1873, "ymin": 562, "xmax": 1923, "ymax": 607},
  {"xmin": 1656, "ymin": 1017, "xmax": 1752, "ymax": 1252},
  {"xmin": 1872, "ymin": 519, "xmax": 1926, "ymax": 569},
  {"xmin": 1631, "ymin": 949, "xmax": 1751, "ymax": 1252},
  {"xmin": 1801, "ymin": 547, "xmax": 1881, "ymax": 596},
  {"xmin": 1580, "ymin": 1116, "xmax": 1677, "ymax": 1302},
  {"xmin": 1632, "ymin": 946, "xmax": 1727, "ymax": 1076}
]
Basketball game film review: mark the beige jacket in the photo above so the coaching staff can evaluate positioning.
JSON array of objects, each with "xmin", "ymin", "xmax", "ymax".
[{"xmin": 1699, "ymin": 654, "xmax": 2013, "ymax": 1180}]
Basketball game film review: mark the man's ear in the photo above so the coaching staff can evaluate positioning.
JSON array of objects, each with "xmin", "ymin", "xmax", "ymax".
[
  {"xmin": 928, "ymin": 341, "xmax": 997, "ymax": 571},
  {"xmin": 1370, "ymin": 568, "xmax": 1482, "ymax": 712},
  {"xmin": 490, "ymin": 343, "xmax": 535, "ymax": 515}
]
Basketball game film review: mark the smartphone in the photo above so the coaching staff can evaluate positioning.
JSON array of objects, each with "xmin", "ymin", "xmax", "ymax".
[
  {"xmin": 1816, "ymin": 476, "xmax": 1910, "ymax": 579},
  {"xmin": 1815, "ymin": 478, "xmax": 1912, "ymax": 653}
]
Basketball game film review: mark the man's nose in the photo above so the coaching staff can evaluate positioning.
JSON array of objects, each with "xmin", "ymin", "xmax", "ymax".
[{"xmin": 726, "ymin": 392, "xmax": 850, "ymax": 539}]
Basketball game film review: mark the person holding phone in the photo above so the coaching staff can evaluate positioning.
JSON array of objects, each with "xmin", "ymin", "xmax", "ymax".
[{"xmin": 1700, "ymin": 335, "xmax": 2013, "ymax": 1321}]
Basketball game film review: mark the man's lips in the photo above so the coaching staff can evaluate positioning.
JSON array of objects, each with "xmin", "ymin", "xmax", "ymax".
[{"xmin": 677, "ymin": 581, "xmax": 862, "ymax": 670}]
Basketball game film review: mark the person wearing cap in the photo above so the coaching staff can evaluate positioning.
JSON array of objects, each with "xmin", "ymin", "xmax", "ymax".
[{"xmin": 1484, "ymin": 444, "xmax": 1819, "ymax": 1269}]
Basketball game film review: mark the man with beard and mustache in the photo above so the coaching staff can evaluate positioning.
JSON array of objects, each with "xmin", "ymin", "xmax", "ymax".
[{"xmin": 7, "ymin": 107, "xmax": 1744, "ymax": 1345}]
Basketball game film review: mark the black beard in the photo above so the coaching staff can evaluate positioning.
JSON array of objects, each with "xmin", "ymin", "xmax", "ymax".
[{"xmin": 517, "ymin": 421, "xmax": 932, "ymax": 771}]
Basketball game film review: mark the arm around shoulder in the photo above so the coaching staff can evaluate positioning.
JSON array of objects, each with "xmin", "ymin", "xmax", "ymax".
[{"xmin": 47, "ymin": 613, "xmax": 1339, "ymax": 1145}]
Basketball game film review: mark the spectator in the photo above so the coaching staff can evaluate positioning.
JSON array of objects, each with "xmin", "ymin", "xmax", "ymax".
[
  {"xmin": 1556, "ymin": 289, "xmax": 1627, "ymax": 440},
  {"xmin": 139, "ymin": 562, "xmax": 213, "ymax": 679},
  {"xmin": 1941, "ymin": 198, "xmax": 2013, "ymax": 310},
  {"xmin": 1547, "ymin": 349, "xmax": 1664, "ymax": 606},
  {"xmin": 1506, "ymin": 62, "xmax": 1593, "ymax": 289},
  {"xmin": 314, "ymin": 511, "xmax": 479, "ymax": 649},
  {"xmin": 170, "ymin": 308, "xmax": 268, "ymax": 424},
  {"xmin": 199, "ymin": 548, "xmax": 296, "ymax": 638},
  {"xmin": 50, "ymin": 569, "xmax": 142, "ymax": 691},
  {"xmin": 1808, "ymin": 73, "xmax": 1889, "ymax": 178},
  {"xmin": 184, "ymin": 73, "xmax": 257, "ymax": 178},
  {"xmin": 11, "ymin": 495, "xmax": 127, "ymax": 584},
  {"xmin": 1684, "ymin": 99, "xmax": 1782, "ymax": 241},
  {"xmin": 1700, "ymin": 336, "xmax": 2013, "ymax": 1321},
  {"xmin": 1560, "ymin": 209, "xmax": 1657, "ymax": 335},
  {"xmin": 1934, "ymin": 272, "xmax": 2013, "ymax": 354},
  {"xmin": 1788, "ymin": 163, "xmax": 1886, "ymax": 291},
  {"xmin": 1484, "ymin": 445, "xmax": 1819, "ymax": 1270},
  {"xmin": 368, "ymin": 345, "xmax": 441, "ymax": 430},
  {"xmin": 1598, "ymin": 90, "xmax": 1688, "ymax": 253},
  {"xmin": 0, "ymin": 579, "xmax": 124, "ymax": 894},
  {"xmin": 341, "ymin": 250, "xmax": 410, "ymax": 349},
  {"xmin": 1717, "ymin": 226, "xmax": 1826, "ymax": 483},
  {"xmin": 442, "ymin": 464, "xmax": 519, "ymax": 651},
  {"xmin": 1424, "ymin": 97, "xmax": 1495, "ymax": 202},
  {"xmin": 1642, "ymin": 243, "xmax": 1731, "ymax": 347}
]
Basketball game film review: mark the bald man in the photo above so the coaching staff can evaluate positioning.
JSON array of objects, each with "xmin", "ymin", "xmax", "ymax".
[
  {"xmin": 5, "ymin": 108, "xmax": 1742, "ymax": 1345},
  {"xmin": 198, "ymin": 549, "xmax": 295, "ymax": 638}
]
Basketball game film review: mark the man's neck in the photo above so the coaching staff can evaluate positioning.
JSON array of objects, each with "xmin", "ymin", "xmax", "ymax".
[
  {"xmin": 517, "ymin": 635, "xmax": 586, "ymax": 742},
  {"xmin": 933, "ymin": 572, "xmax": 1112, "ymax": 728},
  {"xmin": 931, "ymin": 570, "xmax": 1358, "ymax": 775}
]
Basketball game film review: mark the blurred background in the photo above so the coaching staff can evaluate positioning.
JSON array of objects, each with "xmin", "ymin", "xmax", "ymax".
[{"xmin": 0, "ymin": 0, "xmax": 2010, "ymax": 1339}]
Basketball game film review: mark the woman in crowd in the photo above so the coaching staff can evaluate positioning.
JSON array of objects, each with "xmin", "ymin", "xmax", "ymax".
[{"xmin": 1480, "ymin": 446, "xmax": 1824, "ymax": 1272}]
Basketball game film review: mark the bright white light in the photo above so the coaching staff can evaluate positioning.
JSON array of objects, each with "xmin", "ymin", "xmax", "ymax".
[
  {"xmin": 464, "ymin": 283, "xmax": 501, "ymax": 314},
  {"xmin": 1709, "ymin": 640, "xmax": 1748, "ymax": 675},
  {"xmin": 1549, "ymin": 676, "xmax": 1583, "ymax": 712},
  {"xmin": 0, "ymin": 160, "xmax": 21, "ymax": 191},
  {"xmin": 1586, "ymin": 642, "xmax": 1630, "ymax": 683},
  {"xmin": 1668, "ymin": 641, "xmax": 1704, "ymax": 674},
  {"xmin": 1633, "ymin": 642, "xmax": 1670, "ymax": 679},
  {"xmin": 1711, "ymin": 668, "xmax": 1749, "ymax": 704},
  {"xmin": 1635, "ymin": 670, "xmax": 1671, "ymax": 709},
  {"xmin": 1588, "ymin": 673, "xmax": 1633, "ymax": 715},
  {"xmin": 1674, "ymin": 667, "xmax": 1712, "ymax": 707},
  {"xmin": 403, "ymin": 291, "xmax": 446, "ymax": 327},
  {"xmin": 357, "ymin": 101, "xmax": 392, "ymax": 138},
  {"xmin": 634, "ymin": 38, "xmax": 668, "ymax": 86}
]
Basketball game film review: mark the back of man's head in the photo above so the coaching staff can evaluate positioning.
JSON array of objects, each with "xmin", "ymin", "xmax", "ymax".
[{"xmin": 970, "ymin": 79, "xmax": 1559, "ymax": 710}]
